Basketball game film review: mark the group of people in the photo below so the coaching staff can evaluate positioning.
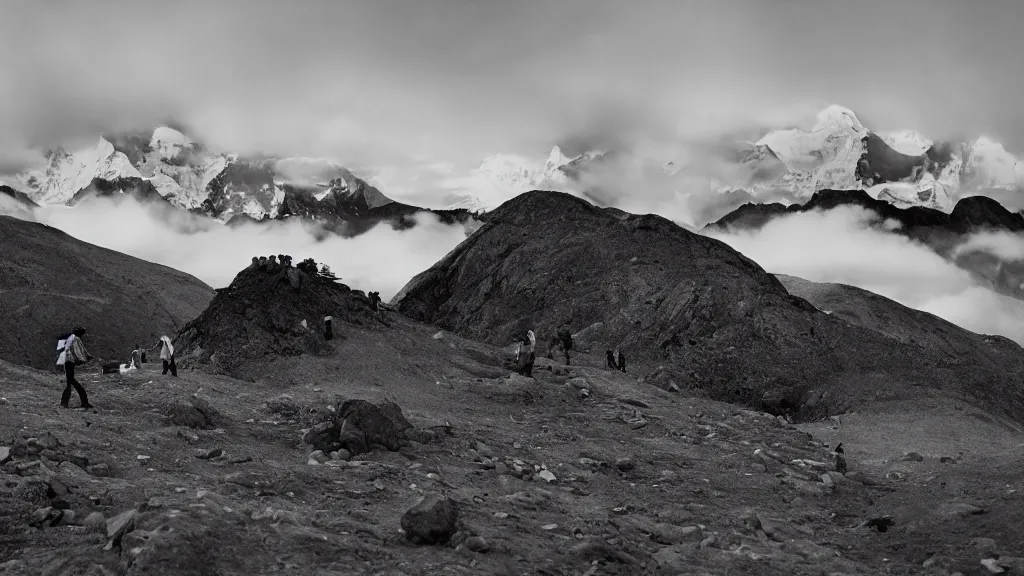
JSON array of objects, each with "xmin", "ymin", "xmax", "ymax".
[
  {"xmin": 513, "ymin": 324, "xmax": 627, "ymax": 377},
  {"xmin": 54, "ymin": 328, "xmax": 179, "ymax": 410}
]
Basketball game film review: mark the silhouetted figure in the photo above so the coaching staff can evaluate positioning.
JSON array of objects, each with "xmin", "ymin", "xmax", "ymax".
[
  {"xmin": 834, "ymin": 443, "xmax": 848, "ymax": 474},
  {"xmin": 556, "ymin": 324, "xmax": 573, "ymax": 365},
  {"xmin": 59, "ymin": 327, "xmax": 93, "ymax": 409},
  {"xmin": 614, "ymin": 347, "xmax": 626, "ymax": 372},
  {"xmin": 258, "ymin": 256, "xmax": 268, "ymax": 270},
  {"xmin": 249, "ymin": 256, "xmax": 259, "ymax": 270},
  {"xmin": 606, "ymin": 350, "xmax": 617, "ymax": 369},
  {"xmin": 131, "ymin": 345, "xmax": 143, "ymax": 369},
  {"xmin": 324, "ymin": 315, "xmax": 334, "ymax": 341},
  {"xmin": 267, "ymin": 255, "xmax": 279, "ymax": 271},
  {"xmin": 368, "ymin": 291, "xmax": 382, "ymax": 311}
]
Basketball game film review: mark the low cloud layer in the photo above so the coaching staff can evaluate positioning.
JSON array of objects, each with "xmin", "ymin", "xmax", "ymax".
[
  {"xmin": 704, "ymin": 206, "xmax": 1024, "ymax": 344},
  {"xmin": 2, "ymin": 197, "xmax": 468, "ymax": 300}
]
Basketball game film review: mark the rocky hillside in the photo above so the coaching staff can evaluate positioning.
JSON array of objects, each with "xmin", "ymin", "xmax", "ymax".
[
  {"xmin": 0, "ymin": 216, "xmax": 214, "ymax": 369},
  {"xmin": 707, "ymin": 189, "xmax": 1024, "ymax": 299},
  {"xmin": 173, "ymin": 259, "xmax": 381, "ymax": 378},
  {"xmin": 394, "ymin": 191, "xmax": 1024, "ymax": 422}
]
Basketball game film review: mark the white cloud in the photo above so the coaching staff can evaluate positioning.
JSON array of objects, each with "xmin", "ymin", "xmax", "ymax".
[
  {"xmin": 4, "ymin": 196, "xmax": 468, "ymax": 300},
  {"xmin": 704, "ymin": 206, "xmax": 1024, "ymax": 344}
]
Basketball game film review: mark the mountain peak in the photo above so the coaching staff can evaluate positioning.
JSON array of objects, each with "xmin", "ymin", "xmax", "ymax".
[{"xmin": 812, "ymin": 105, "xmax": 865, "ymax": 133}]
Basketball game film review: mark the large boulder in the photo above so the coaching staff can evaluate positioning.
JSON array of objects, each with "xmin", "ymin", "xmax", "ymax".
[
  {"xmin": 401, "ymin": 494, "xmax": 459, "ymax": 545},
  {"xmin": 303, "ymin": 399, "xmax": 414, "ymax": 456}
]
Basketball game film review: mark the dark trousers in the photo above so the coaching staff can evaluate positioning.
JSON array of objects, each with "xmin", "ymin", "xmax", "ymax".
[
  {"xmin": 162, "ymin": 358, "xmax": 178, "ymax": 377},
  {"xmin": 61, "ymin": 362, "xmax": 89, "ymax": 407}
]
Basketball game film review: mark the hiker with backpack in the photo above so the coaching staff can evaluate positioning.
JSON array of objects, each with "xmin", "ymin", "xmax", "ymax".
[
  {"xmin": 58, "ymin": 327, "xmax": 93, "ymax": 409},
  {"xmin": 151, "ymin": 335, "xmax": 177, "ymax": 377}
]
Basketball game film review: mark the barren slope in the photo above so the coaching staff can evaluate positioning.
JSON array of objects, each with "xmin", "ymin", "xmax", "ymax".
[
  {"xmin": 0, "ymin": 216, "xmax": 214, "ymax": 369},
  {"xmin": 394, "ymin": 191, "xmax": 1024, "ymax": 423}
]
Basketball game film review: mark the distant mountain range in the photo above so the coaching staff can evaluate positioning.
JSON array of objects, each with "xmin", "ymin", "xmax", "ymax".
[
  {"xmin": 706, "ymin": 189, "xmax": 1024, "ymax": 301},
  {"xmin": 452, "ymin": 105, "xmax": 1024, "ymax": 218},
  {"xmin": 7, "ymin": 127, "xmax": 477, "ymax": 237}
]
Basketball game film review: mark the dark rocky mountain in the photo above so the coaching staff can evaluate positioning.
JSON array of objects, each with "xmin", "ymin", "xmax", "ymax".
[
  {"xmin": 0, "ymin": 185, "xmax": 38, "ymax": 209},
  {"xmin": 0, "ymin": 216, "xmax": 214, "ymax": 370},
  {"xmin": 706, "ymin": 189, "xmax": 1024, "ymax": 299},
  {"xmin": 394, "ymin": 190, "xmax": 1024, "ymax": 422},
  {"xmin": 174, "ymin": 259, "xmax": 381, "ymax": 378}
]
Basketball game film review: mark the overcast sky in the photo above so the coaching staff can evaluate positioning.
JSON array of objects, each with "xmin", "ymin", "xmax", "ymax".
[{"xmin": 2, "ymin": 0, "xmax": 1023, "ymax": 191}]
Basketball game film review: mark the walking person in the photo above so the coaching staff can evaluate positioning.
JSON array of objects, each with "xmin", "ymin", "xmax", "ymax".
[
  {"xmin": 519, "ymin": 330, "xmax": 537, "ymax": 378},
  {"xmin": 151, "ymin": 335, "xmax": 178, "ymax": 377},
  {"xmin": 556, "ymin": 324, "xmax": 573, "ymax": 365},
  {"xmin": 60, "ymin": 327, "xmax": 93, "ymax": 409}
]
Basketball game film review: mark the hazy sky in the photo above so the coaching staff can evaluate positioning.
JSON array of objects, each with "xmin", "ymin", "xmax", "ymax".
[{"xmin": 3, "ymin": 0, "xmax": 1023, "ymax": 186}]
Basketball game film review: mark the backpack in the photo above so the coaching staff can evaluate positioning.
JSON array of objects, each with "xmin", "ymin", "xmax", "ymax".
[{"xmin": 55, "ymin": 335, "xmax": 70, "ymax": 366}]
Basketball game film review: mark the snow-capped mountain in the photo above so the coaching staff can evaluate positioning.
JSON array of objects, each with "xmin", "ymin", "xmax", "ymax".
[
  {"xmin": 13, "ymin": 127, "xmax": 477, "ymax": 237},
  {"xmin": 729, "ymin": 105, "xmax": 1024, "ymax": 212},
  {"xmin": 444, "ymin": 146, "xmax": 608, "ymax": 213}
]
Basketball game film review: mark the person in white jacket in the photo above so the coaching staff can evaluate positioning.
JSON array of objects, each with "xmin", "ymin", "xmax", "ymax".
[{"xmin": 151, "ymin": 336, "xmax": 177, "ymax": 377}]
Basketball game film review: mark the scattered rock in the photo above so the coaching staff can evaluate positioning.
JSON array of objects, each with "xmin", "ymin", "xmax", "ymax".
[
  {"xmin": 401, "ymin": 494, "xmax": 459, "ymax": 545},
  {"xmin": 540, "ymin": 523, "xmax": 558, "ymax": 531},
  {"xmin": 940, "ymin": 456, "xmax": 956, "ymax": 464},
  {"xmin": 195, "ymin": 448, "xmax": 223, "ymax": 460},
  {"xmin": 900, "ymin": 452, "xmax": 924, "ymax": 462},
  {"xmin": 648, "ymin": 523, "xmax": 702, "ymax": 545},
  {"xmin": 331, "ymin": 449, "xmax": 351, "ymax": 461},
  {"xmin": 83, "ymin": 511, "xmax": 106, "ymax": 533},
  {"xmin": 474, "ymin": 441, "xmax": 495, "ymax": 459},
  {"xmin": 308, "ymin": 450, "xmax": 329, "ymax": 464},
  {"xmin": 465, "ymin": 536, "xmax": 490, "ymax": 553},
  {"xmin": 652, "ymin": 544, "xmax": 697, "ymax": 571},
  {"xmin": 535, "ymin": 469, "xmax": 556, "ymax": 483},
  {"xmin": 982, "ymin": 558, "xmax": 1006, "ymax": 574},
  {"xmin": 87, "ymin": 463, "xmax": 112, "ymax": 477},
  {"xmin": 0, "ymin": 446, "xmax": 10, "ymax": 464},
  {"xmin": 224, "ymin": 472, "xmax": 258, "ymax": 488},
  {"xmin": 136, "ymin": 455, "xmax": 151, "ymax": 465},
  {"xmin": 615, "ymin": 458, "xmax": 636, "ymax": 472},
  {"xmin": 863, "ymin": 517, "xmax": 895, "ymax": 532},
  {"xmin": 105, "ymin": 509, "xmax": 138, "ymax": 547}
]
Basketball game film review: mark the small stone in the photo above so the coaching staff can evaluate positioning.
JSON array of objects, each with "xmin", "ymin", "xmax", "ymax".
[
  {"xmin": 821, "ymin": 473, "xmax": 834, "ymax": 489},
  {"xmin": 494, "ymin": 462, "xmax": 509, "ymax": 475},
  {"xmin": 427, "ymin": 473, "xmax": 441, "ymax": 481},
  {"xmin": 136, "ymin": 455, "xmax": 151, "ymax": 463},
  {"xmin": 615, "ymin": 458, "xmax": 635, "ymax": 472},
  {"xmin": 940, "ymin": 456, "xmax": 955, "ymax": 464},
  {"xmin": 541, "ymin": 523, "xmax": 558, "ymax": 531},
  {"xmin": 0, "ymin": 446, "xmax": 10, "ymax": 464},
  {"xmin": 465, "ymin": 536, "xmax": 490, "ymax": 553},
  {"xmin": 195, "ymin": 448, "xmax": 223, "ymax": 460},
  {"xmin": 83, "ymin": 511, "xmax": 105, "ymax": 533},
  {"xmin": 480, "ymin": 458, "xmax": 496, "ymax": 470},
  {"xmin": 67, "ymin": 451, "xmax": 89, "ymax": 468},
  {"xmin": 981, "ymin": 558, "xmax": 1006, "ymax": 574},
  {"xmin": 900, "ymin": 452, "xmax": 924, "ymax": 462},
  {"xmin": 105, "ymin": 509, "xmax": 138, "ymax": 543},
  {"xmin": 401, "ymin": 494, "xmax": 459, "ymax": 545},
  {"xmin": 39, "ymin": 449, "xmax": 61, "ymax": 462},
  {"xmin": 493, "ymin": 512, "xmax": 509, "ymax": 519},
  {"xmin": 513, "ymin": 442, "xmax": 522, "ymax": 449},
  {"xmin": 224, "ymin": 472, "xmax": 257, "ymax": 488},
  {"xmin": 307, "ymin": 457, "xmax": 320, "ymax": 466},
  {"xmin": 87, "ymin": 461, "xmax": 111, "ymax": 475},
  {"xmin": 309, "ymin": 450, "xmax": 329, "ymax": 464},
  {"xmin": 536, "ymin": 470, "xmax": 557, "ymax": 483},
  {"xmin": 474, "ymin": 442, "xmax": 495, "ymax": 459},
  {"xmin": 174, "ymin": 487, "xmax": 187, "ymax": 493}
]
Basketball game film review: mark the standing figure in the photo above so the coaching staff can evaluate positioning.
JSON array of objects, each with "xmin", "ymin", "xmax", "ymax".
[
  {"xmin": 606, "ymin": 350, "xmax": 617, "ymax": 369},
  {"xmin": 519, "ymin": 330, "xmax": 536, "ymax": 378},
  {"xmin": 152, "ymin": 336, "xmax": 177, "ymax": 377},
  {"xmin": 324, "ymin": 315, "xmax": 334, "ymax": 341},
  {"xmin": 834, "ymin": 443, "xmax": 848, "ymax": 475},
  {"xmin": 556, "ymin": 324, "xmax": 573, "ymax": 365},
  {"xmin": 59, "ymin": 327, "xmax": 93, "ymax": 409}
]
